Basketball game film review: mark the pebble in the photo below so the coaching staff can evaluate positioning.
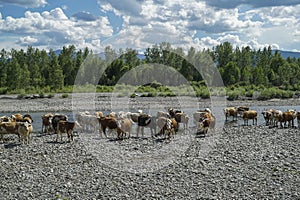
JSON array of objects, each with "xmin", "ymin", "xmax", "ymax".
[{"xmin": 0, "ymin": 95, "xmax": 299, "ymax": 199}]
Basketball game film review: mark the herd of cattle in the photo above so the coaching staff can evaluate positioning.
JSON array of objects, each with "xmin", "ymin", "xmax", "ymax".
[{"xmin": 0, "ymin": 106, "xmax": 299, "ymax": 144}]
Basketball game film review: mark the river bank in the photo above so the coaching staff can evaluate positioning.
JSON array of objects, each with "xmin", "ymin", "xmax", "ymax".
[{"xmin": 1, "ymin": 93, "xmax": 300, "ymax": 112}]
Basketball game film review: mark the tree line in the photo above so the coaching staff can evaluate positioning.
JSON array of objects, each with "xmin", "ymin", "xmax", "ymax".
[{"xmin": 0, "ymin": 42, "xmax": 300, "ymax": 94}]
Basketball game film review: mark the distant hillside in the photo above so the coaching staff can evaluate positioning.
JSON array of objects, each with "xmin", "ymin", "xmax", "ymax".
[{"xmin": 273, "ymin": 50, "xmax": 300, "ymax": 59}]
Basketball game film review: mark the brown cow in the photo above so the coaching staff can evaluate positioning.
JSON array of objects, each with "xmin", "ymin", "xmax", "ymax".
[
  {"xmin": 224, "ymin": 107, "xmax": 238, "ymax": 121},
  {"xmin": 273, "ymin": 110, "xmax": 296, "ymax": 128},
  {"xmin": 262, "ymin": 109, "xmax": 275, "ymax": 126},
  {"xmin": 168, "ymin": 108, "xmax": 189, "ymax": 130},
  {"xmin": 297, "ymin": 111, "xmax": 300, "ymax": 128},
  {"xmin": 237, "ymin": 106, "xmax": 249, "ymax": 116},
  {"xmin": 18, "ymin": 122, "xmax": 33, "ymax": 145},
  {"xmin": 242, "ymin": 110, "xmax": 258, "ymax": 126},
  {"xmin": 156, "ymin": 117, "xmax": 174, "ymax": 139},
  {"xmin": 0, "ymin": 121, "xmax": 30, "ymax": 143},
  {"xmin": 98, "ymin": 116, "xmax": 120, "ymax": 138},
  {"xmin": 117, "ymin": 118, "xmax": 132, "ymax": 139},
  {"xmin": 282, "ymin": 110, "xmax": 296, "ymax": 128},
  {"xmin": 56, "ymin": 121, "xmax": 80, "ymax": 142},
  {"xmin": 197, "ymin": 112, "xmax": 216, "ymax": 136},
  {"xmin": 0, "ymin": 116, "xmax": 10, "ymax": 122},
  {"xmin": 11, "ymin": 113, "xmax": 23, "ymax": 122},
  {"xmin": 41, "ymin": 113, "xmax": 54, "ymax": 133}
]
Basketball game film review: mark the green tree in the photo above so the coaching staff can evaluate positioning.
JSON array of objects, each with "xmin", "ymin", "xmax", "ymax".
[
  {"xmin": 48, "ymin": 50, "xmax": 64, "ymax": 90},
  {"xmin": 222, "ymin": 61, "xmax": 240, "ymax": 85},
  {"xmin": 214, "ymin": 42, "xmax": 234, "ymax": 68}
]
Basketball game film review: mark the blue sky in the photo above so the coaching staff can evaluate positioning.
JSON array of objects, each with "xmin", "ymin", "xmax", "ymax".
[{"xmin": 0, "ymin": 0, "xmax": 300, "ymax": 52}]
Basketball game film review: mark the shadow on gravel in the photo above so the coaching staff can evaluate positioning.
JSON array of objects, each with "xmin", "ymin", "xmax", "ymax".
[
  {"xmin": 195, "ymin": 134, "xmax": 206, "ymax": 138},
  {"xmin": 4, "ymin": 142, "xmax": 21, "ymax": 149},
  {"xmin": 45, "ymin": 140, "xmax": 72, "ymax": 145},
  {"xmin": 35, "ymin": 133, "xmax": 49, "ymax": 137}
]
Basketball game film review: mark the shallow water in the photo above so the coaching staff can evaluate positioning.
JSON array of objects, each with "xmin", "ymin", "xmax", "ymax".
[{"xmin": 2, "ymin": 104, "xmax": 300, "ymax": 134}]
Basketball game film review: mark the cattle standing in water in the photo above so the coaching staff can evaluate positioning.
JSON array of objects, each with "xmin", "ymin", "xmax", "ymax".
[
  {"xmin": 237, "ymin": 106, "xmax": 249, "ymax": 117},
  {"xmin": 224, "ymin": 107, "xmax": 238, "ymax": 121},
  {"xmin": 262, "ymin": 109, "xmax": 275, "ymax": 126},
  {"xmin": 242, "ymin": 110, "xmax": 258, "ymax": 126}
]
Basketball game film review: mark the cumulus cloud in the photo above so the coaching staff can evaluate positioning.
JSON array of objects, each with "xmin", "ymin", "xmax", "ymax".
[
  {"xmin": 0, "ymin": 8, "xmax": 113, "ymax": 50},
  {"xmin": 203, "ymin": 0, "xmax": 300, "ymax": 9},
  {"xmin": 16, "ymin": 36, "xmax": 38, "ymax": 45},
  {"xmin": 0, "ymin": 0, "xmax": 47, "ymax": 8},
  {"xmin": 98, "ymin": 0, "xmax": 269, "ymax": 51},
  {"xmin": 1, "ymin": 0, "xmax": 299, "ymax": 52},
  {"xmin": 99, "ymin": 0, "xmax": 300, "ymax": 52}
]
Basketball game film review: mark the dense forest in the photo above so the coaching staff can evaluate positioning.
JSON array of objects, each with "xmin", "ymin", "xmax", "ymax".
[{"xmin": 0, "ymin": 42, "xmax": 300, "ymax": 99}]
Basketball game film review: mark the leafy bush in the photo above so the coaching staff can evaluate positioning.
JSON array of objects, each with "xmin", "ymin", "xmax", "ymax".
[
  {"xmin": 47, "ymin": 93, "xmax": 55, "ymax": 98},
  {"xmin": 130, "ymin": 93, "xmax": 137, "ymax": 98},
  {"xmin": 61, "ymin": 93, "xmax": 69, "ymax": 98},
  {"xmin": 0, "ymin": 87, "xmax": 8, "ymax": 95},
  {"xmin": 39, "ymin": 92, "xmax": 45, "ymax": 98}
]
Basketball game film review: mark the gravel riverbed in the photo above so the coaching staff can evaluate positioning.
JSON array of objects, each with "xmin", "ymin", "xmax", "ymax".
[{"xmin": 0, "ymin": 94, "xmax": 299, "ymax": 199}]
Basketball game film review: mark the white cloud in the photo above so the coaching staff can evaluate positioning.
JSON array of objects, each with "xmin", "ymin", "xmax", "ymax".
[
  {"xmin": 0, "ymin": 8, "xmax": 114, "ymax": 50},
  {"xmin": 100, "ymin": 0, "xmax": 300, "ymax": 52},
  {"xmin": 1, "ymin": 0, "xmax": 299, "ymax": 52},
  {"xmin": 16, "ymin": 36, "xmax": 38, "ymax": 45},
  {"xmin": 0, "ymin": 0, "xmax": 47, "ymax": 8}
]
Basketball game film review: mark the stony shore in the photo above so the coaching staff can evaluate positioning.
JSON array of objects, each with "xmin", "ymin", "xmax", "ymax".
[
  {"xmin": 1, "ymin": 93, "xmax": 300, "ymax": 112},
  {"xmin": 0, "ymin": 94, "xmax": 299, "ymax": 199}
]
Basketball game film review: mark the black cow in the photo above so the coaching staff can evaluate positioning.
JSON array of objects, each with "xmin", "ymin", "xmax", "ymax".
[
  {"xmin": 137, "ymin": 114, "xmax": 156, "ymax": 137},
  {"xmin": 52, "ymin": 114, "xmax": 68, "ymax": 134}
]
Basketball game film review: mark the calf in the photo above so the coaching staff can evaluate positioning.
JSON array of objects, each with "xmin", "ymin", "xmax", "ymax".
[
  {"xmin": 52, "ymin": 114, "xmax": 68, "ymax": 134},
  {"xmin": 242, "ymin": 110, "xmax": 258, "ymax": 126},
  {"xmin": 56, "ymin": 121, "xmax": 80, "ymax": 142},
  {"xmin": 41, "ymin": 113, "xmax": 53, "ymax": 133},
  {"xmin": 18, "ymin": 122, "xmax": 33, "ymax": 145}
]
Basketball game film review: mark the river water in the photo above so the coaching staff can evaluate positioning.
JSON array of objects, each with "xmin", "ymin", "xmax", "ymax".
[{"xmin": 2, "ymin": 104, "xmax": 300, "ymax": 134}]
